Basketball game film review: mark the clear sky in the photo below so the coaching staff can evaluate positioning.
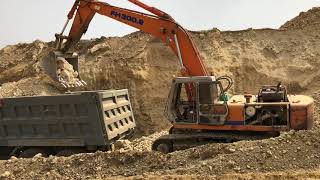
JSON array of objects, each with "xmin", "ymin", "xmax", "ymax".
[{"xmin": 1, "ymin": 0, "xmax": 320, "ymax": 48}]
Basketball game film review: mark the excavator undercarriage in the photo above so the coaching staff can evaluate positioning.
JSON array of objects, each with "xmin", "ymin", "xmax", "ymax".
[{"xmin": 152, "ymin": 129, "xmax": 279, "ymax": 153}]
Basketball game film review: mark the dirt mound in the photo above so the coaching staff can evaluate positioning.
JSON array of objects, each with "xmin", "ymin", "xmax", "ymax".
[
  {"xmin": 1, "ymin": 127, "xmax": 320, "ymax": 179},
  {"xmin": 281, "ymin": 7, "xmax": 320, "ymax": 30},
  {"xmin": 0, "ymin": 76, "xmax": 60, "ymax": 98}
]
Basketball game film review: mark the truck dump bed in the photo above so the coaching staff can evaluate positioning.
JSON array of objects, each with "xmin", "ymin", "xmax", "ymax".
[{"xmin": 0, "ymin": 90, "xmax": 135, "ymax": 147}]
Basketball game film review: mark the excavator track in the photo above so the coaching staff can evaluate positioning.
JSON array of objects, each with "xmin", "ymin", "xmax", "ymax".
[{"xmin": 152, "ymin": 130, "xmax": 279, "ymax": 153}]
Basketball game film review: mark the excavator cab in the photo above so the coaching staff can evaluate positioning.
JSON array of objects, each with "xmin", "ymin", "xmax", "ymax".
[{"xmin": 165, "ymin": 76, "xmax": 230, "ymax": 126}]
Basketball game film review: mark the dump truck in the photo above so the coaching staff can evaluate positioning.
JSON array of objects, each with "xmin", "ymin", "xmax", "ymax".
[{"xmin": 0, "ymin": 89, "xmax": 135, "ymax": 158}]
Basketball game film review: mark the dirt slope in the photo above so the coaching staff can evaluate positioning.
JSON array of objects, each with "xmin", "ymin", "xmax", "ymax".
[
  {"xmin": 1, "ymin": 6, "xmax": 320, "ymax": 179},
  {"xmin": 281, "ymin": 7, "xmax": 320, "ymax": 30},
  {"xmin": 2, "ymin": 28, "xmax": 320, "ymax": 134}
]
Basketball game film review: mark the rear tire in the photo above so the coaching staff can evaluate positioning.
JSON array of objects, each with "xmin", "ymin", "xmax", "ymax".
[
  {"xmin": 56, "ymin": 148, "xmax": 85, "ymax": 157},
  {"xmin": 152, "ymin": 140, "xmax": 173, "ymax": 153},
  {"xmin": 19, "ymin": 148, "xmax": 48, "ymax": 158},
  {"xmin": 0, "ymin": 147, "xmax": 15, "ymax": 160}
]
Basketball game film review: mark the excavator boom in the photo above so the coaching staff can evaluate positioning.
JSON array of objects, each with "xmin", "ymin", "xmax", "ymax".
[{"xmin": 54, "ymin": 0, "xmax": 208, "ymax": 78}]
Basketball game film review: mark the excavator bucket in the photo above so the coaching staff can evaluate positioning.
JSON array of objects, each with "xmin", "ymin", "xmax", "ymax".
[{"xmin": 42, "ymin": 51, "xmax": 87, "ymax": 88}]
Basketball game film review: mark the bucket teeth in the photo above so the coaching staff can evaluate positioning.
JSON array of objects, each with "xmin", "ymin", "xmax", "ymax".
[
  {"xmin": 80, "ymin": 80, "xmax": 87, "ymax": 86},
  {"xmin": 61, "ymin": 83, "xmax": 67, "ymax": 88},
  {"xmin": 58, "ymin": 79, "xmax": 87, "ymax": 88},
  {"xmin": 76, "ymin": 81, "xmax": 83, "ymax": 87}
]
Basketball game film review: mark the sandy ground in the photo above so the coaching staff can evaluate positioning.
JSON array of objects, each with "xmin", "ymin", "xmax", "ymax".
[{"xmin": 1, "ymin": 6, "xmax": 320, "ymax": 179}]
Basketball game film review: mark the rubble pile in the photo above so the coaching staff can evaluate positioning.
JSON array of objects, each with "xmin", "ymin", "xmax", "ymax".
[{"xmin": 56, "ymin": 57, "xmax": 85, "ymax": 87}]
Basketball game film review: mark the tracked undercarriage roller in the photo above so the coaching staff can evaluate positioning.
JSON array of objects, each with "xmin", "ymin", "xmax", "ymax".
[{"xmin": 152, "ymin": 129, "xmax": 279, "ymax": 153}]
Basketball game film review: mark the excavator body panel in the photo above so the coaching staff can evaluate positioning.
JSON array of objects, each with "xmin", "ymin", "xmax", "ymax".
[
  {"xmin": 156, "ymin": 77, "xmax": 314, "ymax": 152},
  {"xmin": 166, "ymin": 78, "xmax": 314, "ymax": 131}
]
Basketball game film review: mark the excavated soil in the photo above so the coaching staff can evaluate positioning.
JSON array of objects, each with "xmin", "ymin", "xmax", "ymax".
[{"xmin": 1, "ymin": 7, "xmax": 320, "ymax": 179}]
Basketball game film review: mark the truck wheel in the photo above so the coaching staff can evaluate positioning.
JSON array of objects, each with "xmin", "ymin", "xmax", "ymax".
[
  {"xmin": 0, "ymin": 147, "xmax": 15, "ymax": 160},
  {"xmin": 56, "ymin": 149, "xmax": 85, "ymax": 157},
  {"xmin": 169, "ymin": 127, "xmax": 175, "ymax": 134},
  {"xmin": 108, "ymin": 144, "xmax": 115, "ymax": 151},
  {"xmin": 19, "ymin": 148, "xmax": 48, "ymax": 158},
  {"xmin": 152, "ymin": 140, "xmax": 173, "ymax": 153}
]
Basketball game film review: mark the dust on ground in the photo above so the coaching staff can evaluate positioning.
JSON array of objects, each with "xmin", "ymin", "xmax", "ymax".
[{"xmin": 1, "ymin": 6, "xmax": 320, "ymax": 179}]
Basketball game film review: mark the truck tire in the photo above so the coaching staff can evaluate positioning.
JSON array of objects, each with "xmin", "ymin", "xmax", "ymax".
[
  {"xmin": 152, "ymin": 139, "xmax": 173, "ymax": 153},
  {"xmin": 0, "ymin": 147, "xmax": 15, "ymax": 160},
  {"xmin": 56, "ymin": 149, "xmax": 85, "ymax": 157},
  {"xmin": 19, "ymin": 148, "xmax": 48, "ymax": 158}
]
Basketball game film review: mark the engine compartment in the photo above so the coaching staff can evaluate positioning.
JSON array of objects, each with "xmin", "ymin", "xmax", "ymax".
[
  {"xmin": 257, "ymin": 83, "xmax": 288, "ymax": 103},
  {"xmin": 227, "ymin": 83, "xmax": 314, "ymax": 130}
]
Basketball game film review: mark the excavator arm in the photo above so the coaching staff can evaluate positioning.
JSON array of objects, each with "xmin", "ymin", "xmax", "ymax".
[{"xmin": 55, "ymin": 0, "xmax": 208, "ymax": 77}]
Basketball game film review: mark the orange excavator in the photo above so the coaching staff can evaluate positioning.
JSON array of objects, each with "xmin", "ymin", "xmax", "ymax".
[{"xmin": 46, "ymin": 0, "xmax": 314, "ymax": 153}]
